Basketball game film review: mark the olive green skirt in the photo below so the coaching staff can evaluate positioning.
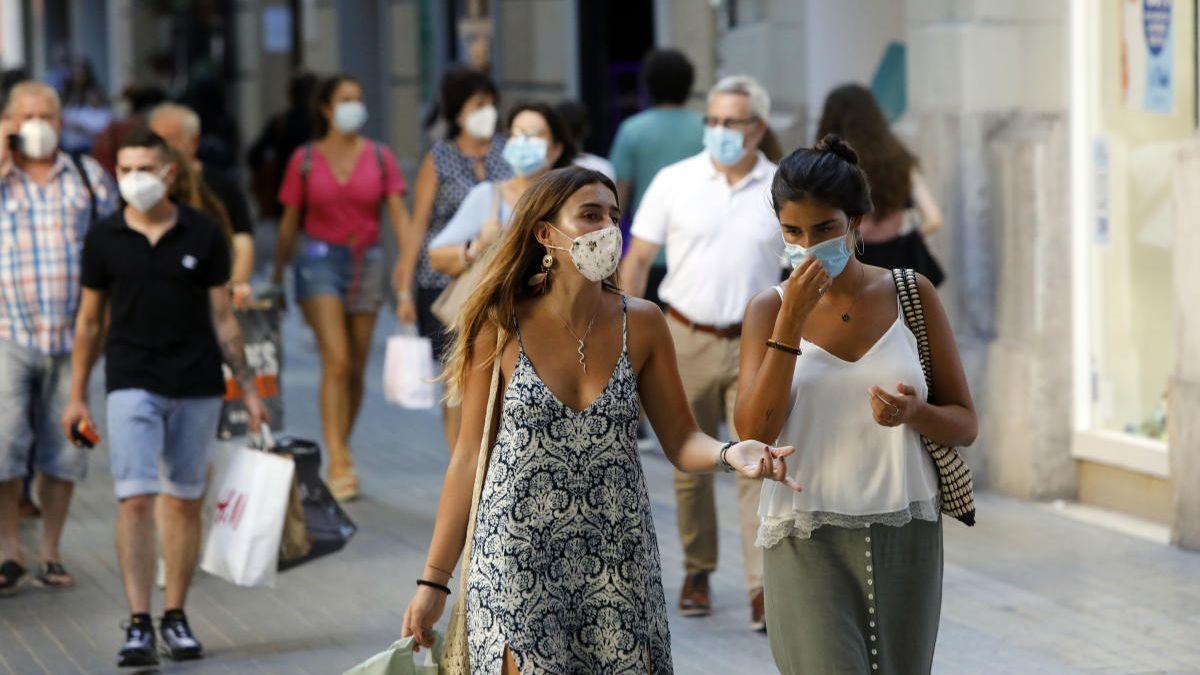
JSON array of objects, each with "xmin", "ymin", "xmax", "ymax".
[{"xmin": 763, "ymin": 517, "xmax": 943, "ymax": 674}]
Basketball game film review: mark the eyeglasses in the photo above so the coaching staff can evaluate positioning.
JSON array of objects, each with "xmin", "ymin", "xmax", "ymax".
[{"xmin": 703, "ymin": 115, "xmax": 759, "ymax": 129}]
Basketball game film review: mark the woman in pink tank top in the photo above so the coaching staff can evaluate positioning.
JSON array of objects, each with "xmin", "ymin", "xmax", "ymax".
[{"xmin": 269, "ymin": 74, "xmax": 410, "ymax": 501}]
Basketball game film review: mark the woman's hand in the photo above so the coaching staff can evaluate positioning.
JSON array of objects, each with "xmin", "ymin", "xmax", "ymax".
[
  {"xmin": 724, "ymin": 440, "xmax": 802, "ymax": 492},
  {"xmin": 869, "ymin": 382, "xmax": 922, "ymax": 427},
  {"xmin": 779, "ymin": 258, "xmax": 830, "ymax": 331},
  {"xmin": 230, "ymin": 282, "xmax": 253, "ymax": 309},
  {"xmin": 401, "ymin": 585, "xmax": 449, "ymax": 652}
]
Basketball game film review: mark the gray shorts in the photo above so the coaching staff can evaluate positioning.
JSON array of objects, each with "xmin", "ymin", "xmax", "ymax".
[
  {"xmin": 106, "ymin": 389, "xmax": 223, "ymax": 500},
  {"xmin": 0, "ymin": 339, "xmax": 86, "ymax": 483}
]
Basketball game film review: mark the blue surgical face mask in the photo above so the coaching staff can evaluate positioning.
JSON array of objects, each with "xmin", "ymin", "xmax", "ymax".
[
  {"xmin": 703, "ymin": 126, "xmax": 747, "ymax": 166},
  {"xmin": 332, "ymin": 101, "xmax": 367, "ymax": 134},
  {"xmin": 503, "ymin": 136, "xmax": 549, "ymax": 176},
  {"xmin": 783, "ymin": 235, "xmax": 853, "ymax": 278}
]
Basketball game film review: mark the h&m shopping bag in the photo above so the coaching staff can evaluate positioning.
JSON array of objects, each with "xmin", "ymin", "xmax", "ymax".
[
  {"xmin": 342, "ymin": 634, "xmax": 441, "ymax": 675},
  {"xmin": 219, "ymin": 303, "xmax": 285, "ymax": 438},
  {"xmin": 272, "ymin": 435, "xmax": 357, "ymax": 571},
  {"xmin": 199, "ymin": 440, "xmax": 294, "ymax": 587},
  {"xmin": 382, "ymin": 329, "xmax": 437, "ymax": 409}
]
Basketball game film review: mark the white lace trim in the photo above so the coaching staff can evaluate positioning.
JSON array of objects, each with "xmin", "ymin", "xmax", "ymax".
[{"xmin": 756, "ymin": 497, "xmax": 940, "ymax": 549}]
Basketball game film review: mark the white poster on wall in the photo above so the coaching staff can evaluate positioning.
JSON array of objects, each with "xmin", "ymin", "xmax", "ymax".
[{"xmin": 1122, "ymin": 0, "xmax": 1175, "ymax": 114}]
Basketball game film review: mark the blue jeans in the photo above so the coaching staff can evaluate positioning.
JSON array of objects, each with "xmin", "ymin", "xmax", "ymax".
[
  {"xmin": 106, "ymin": 389, "xmax": 222, "ymax": 500},
  {"xmin": 0, "ymin": 339, "xmax": 85, "ymax": 483},
  {"xmin": 293, "ymin": 237, "xmax": 386, "ymax": 314}
]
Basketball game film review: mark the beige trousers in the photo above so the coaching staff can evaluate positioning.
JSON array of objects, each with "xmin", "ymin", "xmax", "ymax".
[{"xmin": 666, "ymin": 314, "xmax": 763, "ymax": 594}]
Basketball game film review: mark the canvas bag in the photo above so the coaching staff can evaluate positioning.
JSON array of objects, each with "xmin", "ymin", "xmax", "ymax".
[
  {"xmin": 200, "ymin": 429, "xmax": 295, "ymax": 587},
  {"xmin": 431, "ymin": 183, "xmax": 503, "ymax": 326},
  {"xmin": 440, "ymin": 329, "xmax": 505, "ymax": 674}
]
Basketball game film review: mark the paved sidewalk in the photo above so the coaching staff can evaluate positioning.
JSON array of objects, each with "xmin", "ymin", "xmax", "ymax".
[{"xmin": 2, "ymin": 308, "xmax": 1199, "ymax": 674}]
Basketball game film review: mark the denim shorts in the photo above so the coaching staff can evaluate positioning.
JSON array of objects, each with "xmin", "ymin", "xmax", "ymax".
[
  {"xmin": 0, "ymin": 339, "xmax": 86, "ymax": 482},
  {"xmin": 293, "ymin": 237, "xmax": 387, "ymax": 314},
  {"xmin": 106, "ymin": 389, "xmax": 223, "ymax": 500}
]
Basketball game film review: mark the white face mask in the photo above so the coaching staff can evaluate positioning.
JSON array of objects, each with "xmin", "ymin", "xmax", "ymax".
[
  {"xmin": 119, "ymin": 169, "xmax": 168, "ymax": 213},
  {"xmin": 463, "ymin": 105, "xmax": 498, "ymax": 140},
  {"xmin": 332, "ymin": 101, "xmax": 368, "ymax": 134},
  {"xmin": 18, "ymin": 119, "xmax": 58, "ymax": 160},
  {"xmin": 546, "ymin": 225, "xmax": 622, "ymax": 282}
]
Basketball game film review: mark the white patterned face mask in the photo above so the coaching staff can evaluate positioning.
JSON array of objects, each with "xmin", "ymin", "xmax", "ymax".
[{"xmin": 546, "ymin": 225, "xmax": 622, "ymax": 282}]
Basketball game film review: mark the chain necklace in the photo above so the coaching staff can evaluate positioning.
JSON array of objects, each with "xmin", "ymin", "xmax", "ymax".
[
  {"xmin": 548, "ymin": 301, "xmax": 600, "ymax": 373},
  {"xmin": 824, "ymin": 265, "xmax": 866, "ymax": 322}
]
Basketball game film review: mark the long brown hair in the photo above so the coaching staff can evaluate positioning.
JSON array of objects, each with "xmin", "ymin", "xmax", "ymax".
[
  {"xmin": 166, "ymin": 146, "xmax": 234, "ymax": 244},
  {"xmin": 442, "ymin": 166, "xmax": 620, "ymax": 404},
  {"xmin": 815, "ymin": 84, "xmax": 916, "ymax": 219}
]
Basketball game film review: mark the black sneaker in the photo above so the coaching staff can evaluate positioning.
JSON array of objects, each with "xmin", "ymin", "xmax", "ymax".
[
  {"xmin": 117, "ymin": 619, "xmax": 159, "ymax": 668},
  {"xmin": 159, "ymin": 610, "xmax": 204, "ymax": 661}
]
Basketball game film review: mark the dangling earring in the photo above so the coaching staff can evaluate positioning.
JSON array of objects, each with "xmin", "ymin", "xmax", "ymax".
[
  {"xmin": 855, "ymin": 230, "xmax": 865, "ymax": 257},
  {"xmin": 528, "ymin": 251, "xmax": 555, "ymax": 291}
]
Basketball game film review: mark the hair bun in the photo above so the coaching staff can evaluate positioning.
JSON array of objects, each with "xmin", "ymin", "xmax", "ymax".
[{"xmin": 815, "ymin": 133, "xmax": 860, "ymax": 166}]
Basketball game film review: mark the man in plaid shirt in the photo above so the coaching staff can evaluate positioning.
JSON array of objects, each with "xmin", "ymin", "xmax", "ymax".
[{"xmin": 0, "ymin": 81, "xmax": 115, "ymax": 594}]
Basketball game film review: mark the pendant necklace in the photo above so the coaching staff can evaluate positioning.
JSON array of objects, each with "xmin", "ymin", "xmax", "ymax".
[
  {"xmin": 549, "ymin": 301, "xmax": 600, "ymax": 373},
  {"xmin": 826, "ymin": 266, "xmax": 866, "ymax": 322}
]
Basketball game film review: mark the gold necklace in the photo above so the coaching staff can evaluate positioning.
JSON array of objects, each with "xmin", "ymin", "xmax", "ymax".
[{"xmin": 548, "ymin": 301, "xmax": 600, "ymax": 373}]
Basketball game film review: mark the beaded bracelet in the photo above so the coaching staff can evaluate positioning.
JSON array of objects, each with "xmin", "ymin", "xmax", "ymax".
[
  {"xmin": 718, "ymin": 441, "xmax": 736, "ymax": 473},
  {"xmin": 766, "ymin": 338, "xmax": 802, "ymax": 356}
]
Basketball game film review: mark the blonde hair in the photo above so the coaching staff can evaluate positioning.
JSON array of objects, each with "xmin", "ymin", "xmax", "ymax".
[
  {"xmin": 3, "ymin": 81, "xmax": 62, "ymax": 116},
  {"xmin": 165, "ymin": 146, "xmax": 233, "ymax": 245},
  {"xmin": 441, "ymin": 166, "xmax": 620, "ymax": 404}
]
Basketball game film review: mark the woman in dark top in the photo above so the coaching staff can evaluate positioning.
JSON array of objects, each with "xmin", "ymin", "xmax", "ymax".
[
  {"xmin": 815, "ymin": 84, "xmax": 946, "ymax": 286},
  {"xmin": 396, "ymin": 67, "xmax": 512, "ymax": 453}
]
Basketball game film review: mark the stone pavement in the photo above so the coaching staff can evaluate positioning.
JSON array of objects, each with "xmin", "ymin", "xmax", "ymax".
[{"xmin": 3, "ymin": 308, "xmax": 1199, "ymax": 674}]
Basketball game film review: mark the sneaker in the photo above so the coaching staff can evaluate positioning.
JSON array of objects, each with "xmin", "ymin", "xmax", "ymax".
[
  {"xmin": 160, "ymin": 610, "xmax": 205, "ymax": 661},
  {"xmin": 117, "ymin": 619, "xmax": 159, "ymax": 668},
  {"xmin": 750, "ymin": 588, "xmax": 767, "ymax": 633},
  {"xmin": 678, "ymin": 572, "xmax": 712, "ymax": 617}
]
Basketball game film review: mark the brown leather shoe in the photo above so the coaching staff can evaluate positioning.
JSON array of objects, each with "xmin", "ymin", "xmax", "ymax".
[
  {"xmin": 750, "ymin": 588, "xmax": 766, "ymax": 633},
  {"xmin": 678, "ymin": 572, "xmax": 711, "ymax": 617}
]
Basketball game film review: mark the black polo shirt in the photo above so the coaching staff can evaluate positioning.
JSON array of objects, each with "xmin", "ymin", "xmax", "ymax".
[{"xmin": 81, "ymin": 204, "xmax": 231, "ymax": 397}]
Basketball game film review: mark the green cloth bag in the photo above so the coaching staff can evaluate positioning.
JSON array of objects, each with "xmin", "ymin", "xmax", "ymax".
[{"xmin": 342, "ymin": 633, "xmax": 441, "ymax": 675}]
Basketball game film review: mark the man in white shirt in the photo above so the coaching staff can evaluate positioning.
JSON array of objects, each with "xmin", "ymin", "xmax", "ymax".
[{"xmin": 621, "ymin": 75, "xmax": 782, "ymax": 632}]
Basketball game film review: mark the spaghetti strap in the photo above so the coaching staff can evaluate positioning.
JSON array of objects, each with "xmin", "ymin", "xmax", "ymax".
[
  {"xmin": 512, "ymin": 311, "xmax": 526, "ymax": 353},
  {"xmin": 620, "ymin": 295, "xmax": 629, "ymax": 355}
]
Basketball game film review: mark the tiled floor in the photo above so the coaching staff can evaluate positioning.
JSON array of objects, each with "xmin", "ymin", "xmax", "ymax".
[{"xmin": 2, "ymin": 310, "xmax": 1198, "ymax": 674}]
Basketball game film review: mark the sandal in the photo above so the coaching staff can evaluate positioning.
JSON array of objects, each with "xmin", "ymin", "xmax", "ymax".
[
  {"xmin": 0, "ymin": 559, "xmax": 27, "ymax": 597},
  {"xmin": 34, "ymin": 561, "xmax": 74, "ymax": 589},
  {"xmin": 328, "ymin": 471, "xmax": 360, "ymax": 502}
]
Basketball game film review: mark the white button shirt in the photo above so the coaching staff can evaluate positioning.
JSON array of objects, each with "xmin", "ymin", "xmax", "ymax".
[{"xmin": 631, "ymin": 151, "xmax": 783, "ymax": 326}]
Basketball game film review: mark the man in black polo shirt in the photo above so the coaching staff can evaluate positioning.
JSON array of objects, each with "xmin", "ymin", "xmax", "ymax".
[
  {"xmin": 62, "ymin": 128, "xmax": 266, "ymax": 668},
  {"xmin": 148, "ymin": 103, "xmax": 256, "ymax": 306}
]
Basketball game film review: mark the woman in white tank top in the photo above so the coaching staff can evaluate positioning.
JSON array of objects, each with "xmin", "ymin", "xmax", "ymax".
[{"xmin": 733, "ymin": 135, "xmax": 978, "ymax": 674}]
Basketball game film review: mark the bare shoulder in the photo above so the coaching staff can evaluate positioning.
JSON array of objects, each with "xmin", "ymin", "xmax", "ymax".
[
  {"xmin": 744, "ymin": 287, "xmax": 783, "ymax": 328},
  {"xmin": 625, "ymin": 294, "xmax": 668, "ymax": 337},
  {"xmin": 468, "ymin": 322, "xmax": 501, "ymax": 365},
  {"xmin": 912, "ymin": 272, "xmax": 943, "ymax": 309}
]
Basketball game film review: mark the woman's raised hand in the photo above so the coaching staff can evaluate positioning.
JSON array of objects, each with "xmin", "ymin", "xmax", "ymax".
[
  {"xmin": 725, "ymin": 440, "xmax": 802, "ymax": 492},
  {"xmin": 779, "ymin": 258, "xmax": 830, "ymax": 329}
]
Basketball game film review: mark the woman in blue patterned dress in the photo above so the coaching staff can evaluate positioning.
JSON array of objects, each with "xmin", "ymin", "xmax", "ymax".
[
  {"xmin": 401, "ymin": 167, "xmax": 802, "ymax": 674},
  {"xmin": 396, "ymin": 67, "xmax": 512, "ymax": 452}
]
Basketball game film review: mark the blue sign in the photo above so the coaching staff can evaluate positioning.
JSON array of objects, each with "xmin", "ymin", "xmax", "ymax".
[{"xmin": 1142, "ymin": 0, "xmax": 1173, "ymax": 114}]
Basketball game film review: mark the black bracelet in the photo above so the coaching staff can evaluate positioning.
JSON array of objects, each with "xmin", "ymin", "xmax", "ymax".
[
  {"xmin": 416, "ymin": 578, "xmax": 451, "ymax": 595},
  {"xmin": 719, "ymin": 441, "xmax": 736, "ymax": 473}
]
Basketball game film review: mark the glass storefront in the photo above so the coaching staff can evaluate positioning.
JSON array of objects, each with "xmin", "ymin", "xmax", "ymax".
[{"xmin": 1073, "ymin": 0, "xmax": 1193, "ymax": 466}]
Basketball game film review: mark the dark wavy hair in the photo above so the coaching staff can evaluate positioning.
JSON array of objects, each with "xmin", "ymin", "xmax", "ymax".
[
  {"xmin": 505, "ymin": 101, "xmax": 577, "ymax": 169},
  {"xmin": 314, "ymin": 74, "xmax": 361, "ymax": 138},
  {"xmin": 771, "ymin": 134, "xmax": 873, "ymax": 219},
  {"xmin": 440, "ymin": 67, "xmax": 500, "ymax": 140},
  {"xmin": 815, "ymin": 84, "xmax": 915, "ymax": 219}
]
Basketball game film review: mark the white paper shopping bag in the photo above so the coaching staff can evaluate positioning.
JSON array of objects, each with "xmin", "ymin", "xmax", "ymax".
[
  {"xmin": 382, "ymin": 331, "xmax": 437, "ymax": 409},
  {"xmin": 199, "ymin": 444, "xmax": 294, "ymax": 587}
]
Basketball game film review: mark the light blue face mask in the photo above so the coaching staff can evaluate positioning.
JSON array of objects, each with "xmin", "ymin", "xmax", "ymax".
[
  {"xmin": 783, "ymin": 235, "xmax": 853, "ymax": 278},
  {"xmin": 703, "ymin": 126, "xmax": 747, "ymax": 166},
  {"xmin": 502, "ymin": 136, "xmax": 549, "ymax": 176}
]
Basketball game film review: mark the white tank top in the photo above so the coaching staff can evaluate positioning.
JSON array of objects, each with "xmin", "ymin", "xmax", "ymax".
[{"xmin": 757, "ymin": 286, "xmax": 940, "ymax": 548}]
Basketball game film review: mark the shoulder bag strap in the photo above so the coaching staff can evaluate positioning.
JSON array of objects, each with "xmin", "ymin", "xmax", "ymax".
[
  {"xmin": 373, "ymin": 141, "xmax": 387, "ymax": 198},
  {"xmin": 456, "ymin": 328, "xmax": 505, "ymax": 594},
  {"xmin": 299, "ymin": 144, "xmax": 312, "ymax": 231},
  {"xmin": 891, "ymin": 268, "xmax": 933, "ymax": 393},
  {"xmin": 68, "ymin": 152, "xmax": 97, "ymax": 226},
  {"xmin": 490, "ymin": 181, "xmax": 502, "ymax": 221}
]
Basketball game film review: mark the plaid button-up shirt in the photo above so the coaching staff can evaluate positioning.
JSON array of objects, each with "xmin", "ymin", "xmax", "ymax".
[{"xmin": 0, "ymin": 152, "xmax": 116, "ymax": 355}]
